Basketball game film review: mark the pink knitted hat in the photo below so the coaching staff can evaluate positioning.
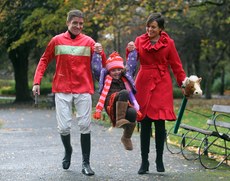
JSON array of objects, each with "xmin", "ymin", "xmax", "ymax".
[{"xmin": 105, "ymin": 52, "xmax": 124, "ymax": 71}]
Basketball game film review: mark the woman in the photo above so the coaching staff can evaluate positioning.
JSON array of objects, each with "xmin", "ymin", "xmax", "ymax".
[{"xmin": 127, "ymin": 13, "xmax": 187, "ymax": 174}]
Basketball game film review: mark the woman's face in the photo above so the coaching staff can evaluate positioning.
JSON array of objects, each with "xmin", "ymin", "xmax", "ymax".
[
  {"xmin": 146, "ymin": 21, "xmax": 162, "ymax": 40},
  {"xmin": 109, "ymin": 68, "xmax": 123, "ymax": 80}
]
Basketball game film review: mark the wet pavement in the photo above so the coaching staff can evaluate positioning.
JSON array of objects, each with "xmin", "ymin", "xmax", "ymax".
[{"xmin": 0, "ymin": 107, "xmax": 229, "ymax": 181}]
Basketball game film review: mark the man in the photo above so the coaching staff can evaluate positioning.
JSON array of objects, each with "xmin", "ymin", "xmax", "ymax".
[{"xmin": 32, "ymin": 9, "xmax": 105, "ymax": 176}]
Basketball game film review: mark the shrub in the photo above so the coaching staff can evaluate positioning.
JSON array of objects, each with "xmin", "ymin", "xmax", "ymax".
[
  {"xmin": 212, "ymin": 73, "xmax": 230, "ymax": 93},
  {"xmin": 173, "ymin": 87, "xmax": 184, "ymax": 99},
  {"xmin": 0, "ymin": 79, "xmax": 52, "ymax": 96},
  {"xmin": 1, "ymin": 87, "xmax": 16, "ymax": 95}
]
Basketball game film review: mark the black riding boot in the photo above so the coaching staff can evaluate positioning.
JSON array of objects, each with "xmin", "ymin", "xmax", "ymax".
[
  {"xmin": 154, "ymin": 121, "xmax": 166, "ymax": 172},
  {"xmin": 138, "ymin": 118, "xmax": 152, "ymax": 174},
  {"xmin": 81, "ymin": 133, "xmax": 95, "ymax": 176},
  {"xmin": 61, "ymin": 134, "xmax": 72, "ymax": 169}
]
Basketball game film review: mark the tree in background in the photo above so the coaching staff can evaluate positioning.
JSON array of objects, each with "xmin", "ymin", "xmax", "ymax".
[
  {"xmin": 197, "ymin": 2, "xmax": 229, "ymax": 98},
  {"xmin": 0, "ymin": 0, "xmax": 83, "ymax": 102},
  {"xmin": 82, "ymin": 0, "xmax": 145, "ymax": 57},
  {"xmin": 0, "ymin": 0, "xmax": 229, "ymax": 102},
  {"xmin": 86, "ymin": 0, "xmax": 229, "ymax": 99},
  {"xmin": 141, "ymin": 0, "xmax": 229, "ymax": 98},
  {"xmin": 1, "ymin": 0, "xmax": 35, "ymax": 102}
]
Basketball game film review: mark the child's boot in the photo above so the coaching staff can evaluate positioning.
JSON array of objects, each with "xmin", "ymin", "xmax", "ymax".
[
  {"xmin": 115, "ymin": 101, "xmax": 130, "ymax": 128},
  {"xmin": 121, "ymin": 122, "xmax": 136, "ymax": 150}
]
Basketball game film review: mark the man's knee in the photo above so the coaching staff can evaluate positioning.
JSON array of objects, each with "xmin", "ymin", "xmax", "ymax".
[
  {"xmin": 78, "ymin": 118, "xmax": 91, "ymax": 134},
  {"xmin": 58, "ymin": 126, "xmax": 71, "ymax": 135},
  {"xmin": 79, "ymin": 125, "xmax": 91, "ymax": 134}
]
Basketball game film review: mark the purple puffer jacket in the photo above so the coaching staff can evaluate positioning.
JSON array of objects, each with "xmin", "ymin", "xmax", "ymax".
[{"xmin": 91, "ymin": 50, "xmax": 138, "ymax": 94}]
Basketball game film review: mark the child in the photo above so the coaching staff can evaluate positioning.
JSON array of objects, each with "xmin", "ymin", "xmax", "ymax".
[{"xmin": 93, "ymin": 51, "xmax": 141, "ymax": 150}]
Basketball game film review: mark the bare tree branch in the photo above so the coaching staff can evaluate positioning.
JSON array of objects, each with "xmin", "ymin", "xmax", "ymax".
[{"xmin": 161, "ymin": 0, "xmax": 226, "ymax": 14}]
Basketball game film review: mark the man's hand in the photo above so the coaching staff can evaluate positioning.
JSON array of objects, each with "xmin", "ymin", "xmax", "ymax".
[
  {"xmin": 94, "ymin": 42, "xmax": 103, "ymax": 53},
  {"xmin": 32, "ymin": 84, "xmax": 40, "ymax": 96}
]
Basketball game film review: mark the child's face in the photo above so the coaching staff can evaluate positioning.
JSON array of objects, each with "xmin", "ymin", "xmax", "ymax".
[{"xmin": 109, "ymin": 68, "xmax": 123, "ymax": 79}]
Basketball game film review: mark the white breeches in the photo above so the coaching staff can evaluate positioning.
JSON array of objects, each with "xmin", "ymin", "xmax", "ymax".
[{"xmin": 55, "ymin": 93, "xmax": 92, "ymax": 135}]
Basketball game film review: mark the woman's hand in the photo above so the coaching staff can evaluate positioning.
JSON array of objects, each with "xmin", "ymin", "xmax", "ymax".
[
  {"xmin": 181, "ymin": 87, "xmax": 190, "ymax": 98},
  {"xmin": 127, "ymin": 41, "xmax": 135, "ymax": 51}
]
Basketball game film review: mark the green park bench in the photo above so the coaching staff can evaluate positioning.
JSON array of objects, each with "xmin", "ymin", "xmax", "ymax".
[{"xmin": 166, "ymin": 104, "xmax": 230, "ymax": 169}]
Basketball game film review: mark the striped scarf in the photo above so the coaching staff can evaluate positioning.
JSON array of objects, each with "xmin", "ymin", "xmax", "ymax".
[
  {"xmin": 94, "ymin": 74, "xmax": 141, "ymax": 120},
  {"xmin": 95, "ymin": 75, "xmax": 113, "ymax": 114},
  {"xmin": 121, "ymin": 77, "xmax": 131, "ymax": 92},
  {"xmin": 95, "ymin": 75, "xmax": 132, "ymax": 113}
]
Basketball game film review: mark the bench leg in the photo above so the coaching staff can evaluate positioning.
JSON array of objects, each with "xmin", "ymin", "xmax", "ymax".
[
  {"xmin": 166, "ymin": 126, "xmax": 183, "ymax": 154},
  {"xmin": 198, "ymin": 136, "xmax": 224, "ymax": 169}
]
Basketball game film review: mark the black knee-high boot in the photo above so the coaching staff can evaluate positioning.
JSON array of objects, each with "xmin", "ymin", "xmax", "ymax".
[
  {"xmin": 61, "ymin": 134, "xmax": 72, "ymax": 169},
  {"xmin": 154, "ymin": 121, "xmax": 166, "ymax": 172},
  {"xmin": 81, "ymin": 133, "xmax": 95, "ymax": 176},
  {"xmin": 138, "ymin": 118, "xmax": 152, "ymax": 174}
]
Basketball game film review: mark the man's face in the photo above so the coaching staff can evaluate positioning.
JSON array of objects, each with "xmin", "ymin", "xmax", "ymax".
[{"xmin": 66, "ymin": 17, "xmax": 84, "ymax": 36}]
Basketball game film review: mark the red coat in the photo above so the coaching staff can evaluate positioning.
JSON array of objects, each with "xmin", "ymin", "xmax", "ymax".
[
  {"xmin": 33, "ymin": 31, "xmax": 105, "ymax": 94},
  {"xmin": 134, "ymin": 32, "xmax": 186, "ymax": 121}
]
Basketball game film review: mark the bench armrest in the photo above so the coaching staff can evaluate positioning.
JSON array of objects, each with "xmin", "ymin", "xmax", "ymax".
[{"xmin": 213, "ymin": 113, "xmax": 230, "ymax": 137}]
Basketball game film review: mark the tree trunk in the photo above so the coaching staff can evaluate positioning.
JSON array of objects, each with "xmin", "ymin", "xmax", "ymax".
[
  {"xmin": 117, "ymin": 27, "xmax": 121, "ymax": 54},
  {"xmin": 220, "ymin": 67, "xmax": 225, "ymax": 96},
  {"xmin": 9, "ymin": 45, "xmax": 32, "ymax": 103},
  {"xmin": 204, "ymin": 69, "xmax": 213, "ymax": 99}
]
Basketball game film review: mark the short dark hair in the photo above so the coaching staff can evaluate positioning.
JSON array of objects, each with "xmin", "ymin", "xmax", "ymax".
[
  {"xmin": 67, "ymin": 9, "xmax": 84, "ymax": 22},
  {"xmin": 146, "ymin": 13, "xmax": 164, "ymax": 29}
]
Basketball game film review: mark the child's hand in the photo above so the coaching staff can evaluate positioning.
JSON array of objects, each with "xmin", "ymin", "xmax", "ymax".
[
  {"xmin": 93, "ymin": 112, "xmax": 101, "ymax": 120},
  {"xmin": 137, "ymin": 111, "xmax": 142, "ymax": 120}
]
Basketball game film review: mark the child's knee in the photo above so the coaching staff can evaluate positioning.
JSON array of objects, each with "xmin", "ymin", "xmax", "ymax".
[
  {"xmin": 118, "ymin": 90, "xmax": 129, "ymax": 100},
  {"xmin": 126, "ymin": 107, "xmax": 137, "ymax": 122}
]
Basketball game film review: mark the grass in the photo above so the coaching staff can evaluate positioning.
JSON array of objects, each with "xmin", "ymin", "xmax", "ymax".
[
  {"xmin": 164, "ymin": 97, "xmax": 230, "ymax": 168},
  {"xmin": 0, "ymin": 78, "xmax": 52, "ymax": 96},
  {"xmin": 0, "ymin": 119, "xmax": 2, "ymax": 128}
]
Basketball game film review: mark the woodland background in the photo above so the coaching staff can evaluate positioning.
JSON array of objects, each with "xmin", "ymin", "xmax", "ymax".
[{"xmin": 0, "ymin": 0, "xmax": 229, "ymax": 103}]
